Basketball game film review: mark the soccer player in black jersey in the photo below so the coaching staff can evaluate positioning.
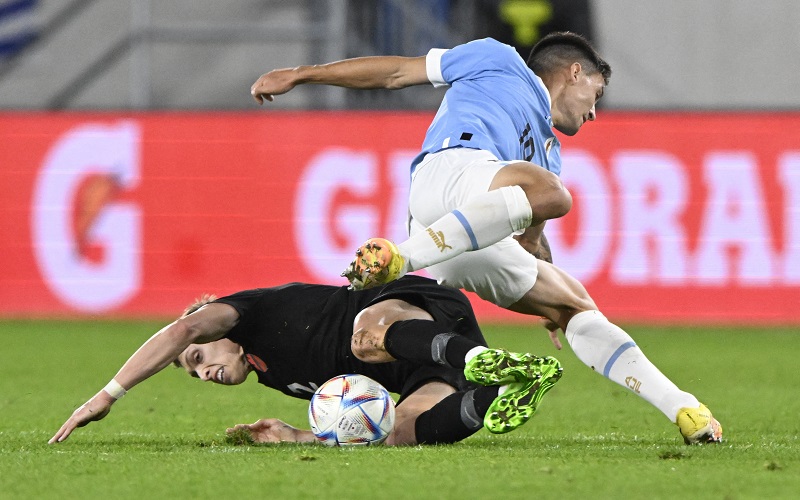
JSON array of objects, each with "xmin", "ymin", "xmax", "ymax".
[{"xmin": 50, "ymin": 276, "xmax": 562, "ymax": 446}]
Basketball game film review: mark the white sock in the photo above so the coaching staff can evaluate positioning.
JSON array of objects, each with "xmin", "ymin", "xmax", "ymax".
[
  {"xmin": 565, "ymin": 310, "xmax": 700, "ymax": 422},
  {"xmin": 400, "ymin": 186, "xmax": 531, "ymax": 271},
  {"xmin": 464, "ymin": 346, "xmax": 488, "ymax": 364}
]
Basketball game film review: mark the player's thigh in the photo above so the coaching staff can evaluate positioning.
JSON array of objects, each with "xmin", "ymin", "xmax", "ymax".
[
  {"xmin": 387, "ymin": 381, "xmax": 455, "ymax": 446},
  {"xmin": 507, "ymin": 261, "xmax": 598, "ymax": 327},
  {"xmin": 354, "ymin": 299, "xmax": 433, "ymax": 330},
  {"xmin": 409, "ymin": 149, "xmax": 503, "ymax": 226},
  {"xmin": 424, "ymin": 235, "xmax": 539, "ymax": 308}
]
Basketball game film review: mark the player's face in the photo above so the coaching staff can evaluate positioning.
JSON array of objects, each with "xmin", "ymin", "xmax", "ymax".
[
  {"xmin": 178, "ymin": 338, "xmax": 252, "ymax": 385},
  {"xmin": 553, "ymin": 69, "xmax": 605, "ymax": 136}
]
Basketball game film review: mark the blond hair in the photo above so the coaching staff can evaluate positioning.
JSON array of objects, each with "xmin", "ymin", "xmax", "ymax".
[{"xmin": 180, "ymin": 294, "xmax": 218, "ymax": 318}]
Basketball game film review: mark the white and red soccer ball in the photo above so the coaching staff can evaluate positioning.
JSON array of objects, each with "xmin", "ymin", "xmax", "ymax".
[{"xmin": 308, "ymin": 374, "xmax": 396, "ymax": 446}]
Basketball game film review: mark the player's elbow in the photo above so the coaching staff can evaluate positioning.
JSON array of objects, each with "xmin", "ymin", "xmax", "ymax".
[{"xmin": 172, "ymin": 316, "xmax": 205, "ymax": 344}]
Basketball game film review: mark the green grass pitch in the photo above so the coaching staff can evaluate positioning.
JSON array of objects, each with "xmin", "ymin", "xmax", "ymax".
[{"xmin": 1, "ymin": 319, "xmax": 798, "ymax": 499}]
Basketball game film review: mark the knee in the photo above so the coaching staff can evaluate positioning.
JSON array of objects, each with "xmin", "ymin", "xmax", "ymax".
[
  {"xmin": 533, "ymin": 173, "xmax": 572, "ymax": 219},
  {"xmin": 552, "ymin": 181, "xmax": 572, "ymax": 218},
  {"xmin": 505, "ymin": 165, "xmax": 572, "ymax": 220},
  {"xmin": 351, "ymin": 327, "xmax": 392, "ymax": 363}
]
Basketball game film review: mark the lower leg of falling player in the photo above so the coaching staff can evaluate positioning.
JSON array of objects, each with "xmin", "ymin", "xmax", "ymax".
[{"xmin": 383, "ymin": 319, "xmax": 563, "ymax": 434}]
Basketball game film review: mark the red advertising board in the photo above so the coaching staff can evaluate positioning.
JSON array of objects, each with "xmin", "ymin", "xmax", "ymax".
[{"xmin": 0, "ymin": 112, "xmax": 798, "ymax": 324}]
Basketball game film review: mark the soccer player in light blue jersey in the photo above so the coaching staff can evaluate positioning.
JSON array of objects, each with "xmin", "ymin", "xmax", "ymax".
[{"xmin": 251, "ymin": 32, "xmax": 721, "ymax": 444}]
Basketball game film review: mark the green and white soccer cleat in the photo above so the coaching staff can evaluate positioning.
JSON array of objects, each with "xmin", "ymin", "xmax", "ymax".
[
  {"xmin": 341, "ymin": 238, "xmax": 406, "ymax": 290},
  {"xmin": 465, "ymin": 348, "xmax": 562, "ymax": 386},
  {"xmin": 483, "ymin": 358, "xmax": 563, "ymax": 434},
  {"xmin": 676, "ymin": 403, "xmax": 723, "ymax": 444}
]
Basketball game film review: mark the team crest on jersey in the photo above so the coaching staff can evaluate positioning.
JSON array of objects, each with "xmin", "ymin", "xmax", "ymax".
[
  {"xmin": 246, "ymin": 353, "xmax": 268, "ymax": 372},
  {"xmin": 545, "ymin": 137, "xmax": 556, "ymax": 158}
]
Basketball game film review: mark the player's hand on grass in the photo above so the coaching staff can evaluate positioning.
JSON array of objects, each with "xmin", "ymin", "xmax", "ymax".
[
  {"xmin": 226, "ymin": 418, "xmax": 316, "ymax": 444},
  {"xmin": 540, "ymin": 318, "xmax": 563, "ymax": 350},
  {"xmin": 48, "ymin": 390, "xmax": 115, "ymax": 444},
  {"xmin": 251, "ymin": 69, "xmax": 298, "ymax": 104}
]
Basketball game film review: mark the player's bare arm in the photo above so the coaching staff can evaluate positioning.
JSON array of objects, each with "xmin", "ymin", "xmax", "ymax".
[
  {"xmin": 49, "ymin": 303, "xmax": 239, "ymax": 444},
  {"xmin": 251, "ymin": 55, "xmax": 428, "ymax": 104},
  {"xmin": 111, "ymin": 303, "xmax": 239, "ymax": 390}
]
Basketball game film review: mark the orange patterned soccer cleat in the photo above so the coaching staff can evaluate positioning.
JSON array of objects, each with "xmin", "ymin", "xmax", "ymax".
[{"xmin": 341, "ymin": 238, "xmax": 406, "ymax": 290}]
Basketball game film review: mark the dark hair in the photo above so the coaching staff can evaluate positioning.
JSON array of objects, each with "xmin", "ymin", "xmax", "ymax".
[{"xmin": 527, "ymin": 31, "xmax": 611, "ymax": 85}]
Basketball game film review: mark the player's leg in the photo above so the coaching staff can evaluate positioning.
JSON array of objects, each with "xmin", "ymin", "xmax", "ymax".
[
  {"xmin": 343, "ymin": 149, "xmax": 570, "ymax": 289},
  {"xmin": 428, "ymin": 241, "xmax": 721, "ymax": 443},
  {"xmin": 386, "ymin": 380, "xmax": 467, "ymax": 445},
  {"xmin": 389, "ymin": 381, "xmax": 498, "ymax": 445},
  {"xmin": 353, "ymin": 296, "xmax": 563, "ymax": 437},
  {"xmin": 378, "ymin": 316, "xmax": 563, "ymax": 434},
  {"xmin": 512, "ymin": 261, "xmax": 722, "ymax": 443},
  {"xmin": 388, "ymin": 379, "xmax": 553, "ymax": 445},
  {"xmin": 352, "ymin": 297, "xmax": 554, "ymax": 385},
  {"xmin": 352, "ymin": 298, "xmax": 516, "ymax": 380}
]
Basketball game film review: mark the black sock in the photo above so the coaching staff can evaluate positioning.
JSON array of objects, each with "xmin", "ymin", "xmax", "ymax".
[
  {"xmin": 383, "ymin": 319, "xmax": 482, "ymax": 368},
  {"xmin": 414, "ymin": 387, "xmax": 499, "ymax": 445}
]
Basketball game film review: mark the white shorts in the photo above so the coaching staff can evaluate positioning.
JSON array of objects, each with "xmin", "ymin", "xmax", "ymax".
[{"xmin": 408, "ymin": 148, "xmax": 539, "ymax": 307}]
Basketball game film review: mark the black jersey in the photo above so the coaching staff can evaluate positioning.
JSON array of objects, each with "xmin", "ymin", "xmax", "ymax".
[{"xmin": 214, "ymin": 275, "xmax": 485, "ymax": 401}]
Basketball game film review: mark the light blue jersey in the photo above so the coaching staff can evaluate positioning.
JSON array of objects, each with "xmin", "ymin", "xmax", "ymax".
[{"xmin": 414, "ymin": 38, "xmax": 561, "ymax": 176}]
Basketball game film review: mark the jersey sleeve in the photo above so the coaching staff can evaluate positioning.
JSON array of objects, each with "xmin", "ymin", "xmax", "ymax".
[
  {"xmin": 425, "ymin": 48, "xmax": 448, "ymax": 87},
  {"xmin": 429, "ymin": 38, "xmax": 522, "ymax": 87},
  {"xmin": 213, "ymin": 289, "xmax": 266, "ymax": 322}
]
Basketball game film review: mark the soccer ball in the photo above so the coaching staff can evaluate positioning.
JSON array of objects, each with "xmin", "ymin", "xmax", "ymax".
[{"xmin": 308, "ymin": 374, "xmax": 396, "ymax": 446}]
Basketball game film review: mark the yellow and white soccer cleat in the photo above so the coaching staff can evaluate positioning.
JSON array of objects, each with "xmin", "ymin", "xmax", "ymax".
[{"xmin": 676, "ymin": 403, "xmax": 723, "ymax": 445}]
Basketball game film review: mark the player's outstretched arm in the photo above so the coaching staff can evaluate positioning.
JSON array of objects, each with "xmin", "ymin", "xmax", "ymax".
[
  {"xmin": 250, "ymin": 55, "xmax": 428, "ymax": 104},
  {"xmin": 48, "ymin": 303, "xmax": 239, "ymax": 444},
  {"xmin": 226, "ymin": 419, "xmax": 317, "ymax": 444}
]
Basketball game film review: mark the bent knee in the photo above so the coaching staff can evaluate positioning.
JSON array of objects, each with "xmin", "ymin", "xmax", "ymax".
[
  {"xmin": 533, "ymin": 174, "xmax": 571, "ymax": 219},
  {"xmin": 351, "ymin": 327, "xmax": 392, "ymax": 363},
  {"xmin": 499, "ymin": 164, "xmax": 572, "ymax": 220},
  {"xmin": 552, "ymin": 183, "xmax": 572, "ymax": 217}
]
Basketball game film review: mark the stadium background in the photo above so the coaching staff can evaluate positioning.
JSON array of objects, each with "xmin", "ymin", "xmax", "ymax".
[
  {"xmin": 0, "ymin": 0, "xmax": 797, "ymax": 324},
  {"xmin": 2, "ymin": 2, "xmax": 800, "ymax": 499}
]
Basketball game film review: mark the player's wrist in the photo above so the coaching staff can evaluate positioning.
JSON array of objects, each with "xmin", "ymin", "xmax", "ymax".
[{"xmin": 102, "ymin": 379, "xmax": 127, "ymax": 400}]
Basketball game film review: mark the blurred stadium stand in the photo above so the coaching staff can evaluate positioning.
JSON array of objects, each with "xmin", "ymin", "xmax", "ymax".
[{"xmin": 0, "ymin": 0, "xmax": 799, "ymax": 110}]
